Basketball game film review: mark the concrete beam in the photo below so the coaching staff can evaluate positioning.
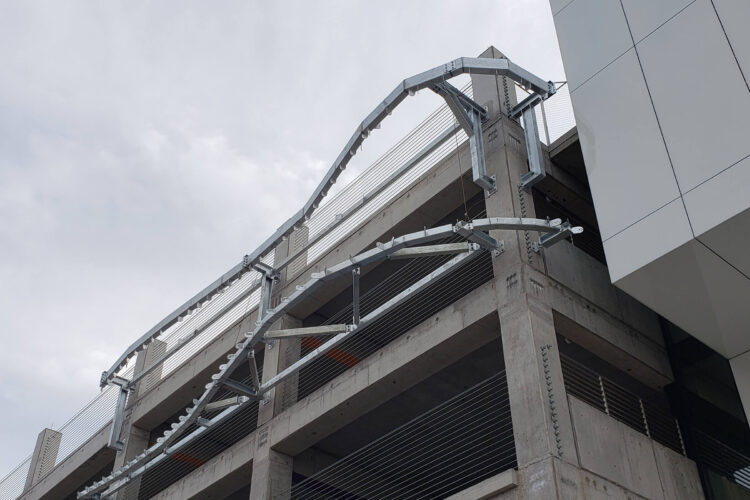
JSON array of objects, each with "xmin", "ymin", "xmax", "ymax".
[
  {"xmin": 151, "ymin": 430, "xmax": 256, "ymax": 500},
  {"xmin": 443, "ymin": 469, "xmax": 517, "ymax": 500}
]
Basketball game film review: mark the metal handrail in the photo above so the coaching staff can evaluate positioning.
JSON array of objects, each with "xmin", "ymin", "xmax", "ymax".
[{"xmin": 560, "ymin": 354, "xmax": 685, "ymax": 455}]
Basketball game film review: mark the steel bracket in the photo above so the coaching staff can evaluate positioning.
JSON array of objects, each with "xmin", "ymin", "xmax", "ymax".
[
  {"xmin": 532, "ymin": 221, "xmax": 583, "ymax": 251},
  {"xmin": 519, "ymin": 106, "xmax": 546, "ymax": 190},
  {"xmin": 454, "ymin": 221, "xmax": 501, "ymax": 252},
  {"xmin": 431, "ymin": 82, "xmax": 496, "ymax": 195},
  {"xmin": 222, "ymin": 379, "xmax": 261, "ymax": 400}
]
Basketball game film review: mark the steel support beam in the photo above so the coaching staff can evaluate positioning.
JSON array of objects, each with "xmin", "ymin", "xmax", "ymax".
[
  {"xmin": 469, "ymin": 109, "xmax": 496, "ymax": 194},
  {"xmin": 389, "ymin": 242, "xmax": 475, "ymax": 260},
  {"xmin": 204, "ymin": 396, "xmax": 245, "ymax": 413},
  {"xmin": 352, "ymin": 267, "xmax": 360, "ymax": 326},
  {"xmin": 264, "ymin": 324, "xmax": 350, "ymax": 340},
  {"xmin": 248, "ymin": 350, "xmax": 261, "ymax": 391},
  {"xmin": 222, "ymin": 379, "xmax": 260, "ymax": 399},
  {"xmin": 107, "ymin": 384, "xmax": 129, "ymax": 451},
  {"xmin": 519, "ymin": 106, "xmax": 545, "ymax": 190},
  {"xmin": 536, "ymin": 221, "xmax": 583, "ymax": 249},
  {"xmin": 454, "ymin": 221, "xmax": 502, "ymax": 253},
  {"xmin": 431, "ymin": 81, "xmax": 495, "ymax": 194}
]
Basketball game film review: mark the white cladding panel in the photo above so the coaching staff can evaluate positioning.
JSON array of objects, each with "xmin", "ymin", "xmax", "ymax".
[
  {"xmin": 553, "ymin": 0, "xmax": 632, "ymax": 90},
  {"xmin": 603, "ymin": 198, "xmax": 692, "ymax": 283},
  {"xmin": 684, "ymin": 156, "xmax": 750, "ymax": 238},
  {"xmin": 712, "ymin": 0, "xmax": 750, "ymax": 87},
  {"xmin": 550, "ymin": 0, "xmax": 750, "ymax": 364},
  {"xmin": 571, "ymin": 49, "xmax": 679, "ymax": 240},
  {"xmin": 636, "ymin": 0, "xmax": 750, "ymax": 193},
  {"xmin": 621, "ymin": 0, "xmax": 694, "ymax": 43}
]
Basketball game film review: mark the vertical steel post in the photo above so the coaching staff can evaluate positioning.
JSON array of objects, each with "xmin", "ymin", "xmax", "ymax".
[
  {"xmin": 676, "ymin": 419, "xmax": 687, "ymax": 456},
  {"xmin": 540, "ymin": 100, "xmax": 551, "ymax": 145},
  {"xmin": 258, "ymin": 273, "xmax": 274, "ymax": 321},
  {"xmin": 599, "ymin": 376, "xmax": 610, "ymax": 415},
  {"xmin": 248, "ymin": 350, "xmax": 261, "ymax": 392},
  {"xmin": 468, "ymin": 110, "xmax": 496, "ymax": 194},
  {"xmin": 352, "ymin": 267, "xmax": 360, "ymax": 325},
  {"xmin": 520, "ymin": 106, "xmax": 546, "ymax": 190},
  {"xmin": 639, "ymin": 399, "xmax": 651, "ymax": 437},
  {"xmin": 107, "ymin": 386, "xmax": 129, "ymax": 451}
]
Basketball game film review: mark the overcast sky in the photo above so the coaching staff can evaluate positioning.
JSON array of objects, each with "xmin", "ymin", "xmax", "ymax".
[{"xmin": 0, "ymin": 0, "xmax": 566, "ymax": 476}]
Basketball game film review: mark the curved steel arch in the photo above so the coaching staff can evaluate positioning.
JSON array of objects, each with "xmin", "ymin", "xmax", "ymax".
[{"xmin": 99, "ymin": 55, "xmax": 555, "ymax": 388}]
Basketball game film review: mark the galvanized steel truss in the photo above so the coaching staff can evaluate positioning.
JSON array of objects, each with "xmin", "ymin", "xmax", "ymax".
[{"xmin": 82, "ymin": 56, "xmax": 564, "ymax": 499}]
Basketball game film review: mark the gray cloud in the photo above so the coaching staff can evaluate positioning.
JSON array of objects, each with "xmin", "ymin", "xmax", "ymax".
[{"xmin": 0, "ymin": 0, "xmax": 565, "ymax": 474}]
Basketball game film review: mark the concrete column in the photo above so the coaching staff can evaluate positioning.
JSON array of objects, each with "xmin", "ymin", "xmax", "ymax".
[
  {"xmin": 251, "ymin": 334, "xmax": 297, "ymax": 499},
  {"xmin": 498, "ymin": 294, "xmax": 576, "ymax": 466},
  {"xmin": 113, "ymin": 339, "xmax": 165, "ymax": 500},
  {"xmin": 250, "ymin": 230, "xmax": 306, "ymax": 499},
  {"xmin": 470, "ymin": 48, "xmax": 545, "ymax": 274},
  {"xmin": 257, "ymin": 315, "xmax": 302, "ymax": 426},
  {"xmin": 134, "ymin": 339, "xmax": 167, "ymax": 397},
  {"xmin": 249, "ymin": 426, "xmax": 293, "ymax": 500},
  {"xmin": 23, "ymin": 428, "xmax": 62, "ymax": 492},
  {"xmin": 470, "ymin": 46, "xmax": 517, "ymax": 120}
]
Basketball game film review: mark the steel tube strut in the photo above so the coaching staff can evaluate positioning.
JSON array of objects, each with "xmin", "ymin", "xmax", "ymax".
[
  {"xmin": 352, "ymin": 267, "xmax": 360, "ymax": 326},
  {"xmin": 99, "ymin": 56, "xmax": 555, "ymax": 388}
]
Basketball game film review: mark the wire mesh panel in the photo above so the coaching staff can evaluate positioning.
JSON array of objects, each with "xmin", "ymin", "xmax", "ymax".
[
  {"xmin": 288, "ymin": 371, "xmax": 515, "ymax": 499},
  {"xmin": 0, "ymin": 456, "xmax": 31, "ymax": 500}
]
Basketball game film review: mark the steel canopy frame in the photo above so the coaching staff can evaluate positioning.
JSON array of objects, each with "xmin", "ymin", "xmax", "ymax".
[
  {"xmin": 99, "ymin": 56, "xmax": 555, "ymax": 389},
  {"xmin": 79, "ymin": 216, "xmax": 579, "ymax": 499}
]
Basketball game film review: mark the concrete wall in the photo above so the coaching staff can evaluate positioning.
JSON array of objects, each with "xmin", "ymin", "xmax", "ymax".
[{"xmin": 568, "ymin": 395, "xmax": 704, "ymax": 499}]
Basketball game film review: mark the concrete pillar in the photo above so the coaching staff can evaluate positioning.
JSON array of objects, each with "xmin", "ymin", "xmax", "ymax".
[
  {"xmin": 251, "ymin": 325, "xmax": 298, "ymax": 499},
  {"xmin": 472, "ymin": 46, "xmax": 579, "ymax": 497},
  {"xmin": 113, "ymin": 339, "xmax": 165, "ymax": 500},
  {"xmin": 250, "ymin": 230, "xmax": 307, "ymax": 499},
  {"xmin": 257, "ymin": 316, "xmax": 302, "ymax": 426},
  {"xmin": 134, "ymin": 339, "xmax": 167, "ymax": 397},
  {"xmin": 498, "ymin": 294, "xmax": 576, "ymax": 464},
  {"xmin": 249, "ymin": 428, "xmax": 293, "ymax": 500},
  {"xmin": 23, "ymin": 428, "xmax": 62, "ymax": 492},
  {"xmin": 470, "ymin": 47, "xmax": 545, "ymax": 274},
  {"xmin": 470, "ymin": 46, "xmax": 517, "ymax": 120}
]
